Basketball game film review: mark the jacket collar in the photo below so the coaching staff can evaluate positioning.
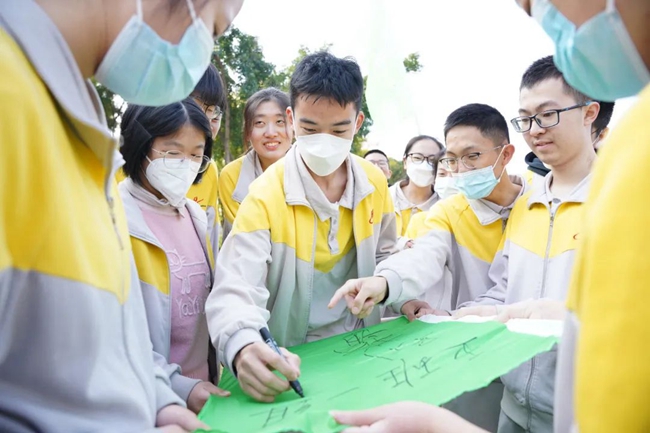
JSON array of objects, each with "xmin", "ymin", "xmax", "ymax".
[
  {"xmin": 528, "ymin": 172, "xmax": 592, "ymax": 208},
  {"xmin": 232, "ymin": 150, "xmax": 263, "ymax": 204},
  {"xmin": 390, "ymin": 182, "xmax": 439, "ymax": 212},
  {"xmin": 118, "ymin": 179, "xmax": 208, "ymax": 249},
  {"xmin": 467, "ymin": 174, "xmax": 529, "ymax": 225},
  {"xmin": 283, "ymin": 147, "xmax": 375, "ymax": 216}
]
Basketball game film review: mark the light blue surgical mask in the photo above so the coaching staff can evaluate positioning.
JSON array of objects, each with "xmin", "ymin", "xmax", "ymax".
[
  {"xmin": 96, "ymin": 0, "xmax": 214, "ymax": 106},
  {"xmin": 452, "ymin": 148, "xmax": 505, "ymax": 200},
  {"xmin": 533, "ymin": 0, "xmax": 650, "ymax": 102}
]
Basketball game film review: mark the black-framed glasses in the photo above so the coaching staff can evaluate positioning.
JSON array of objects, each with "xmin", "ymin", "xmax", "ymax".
[
  {"xmin": 407, "ymin": 153, "xmax": 437, "ymax": 166},
  {"xmin": 510, "ymin": 102, "xmax": 592, "ymax": 133},
  {"xmin": 439, "ymin": 145, "xmax": 503, "ymax": 171},
  {"xmin": 204, "ymin": 105, "xmax": 223, "ymax": 121}
]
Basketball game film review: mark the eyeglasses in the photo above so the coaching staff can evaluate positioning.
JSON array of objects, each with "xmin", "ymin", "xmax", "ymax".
[
  {"xmin": 368, "ymin": 160, "xmax": 389, "ymax": 168},
  {"xmin": 510, "ymin": 102, "xmax": 592, "ymax": 133},
  {"xmin": 204, "ymin": 105, "xmax": 223, "ymax": 121},
  {"xmin": 439, "ymin": 145, "xmax": 503, "ymax": 171},
  {"xmin": 407, "ymin": 153, "xmax": 437, "ymax": 166},
  {"xmin": 151, "ymin": 148, "xmax": 211, "ymax": 173}
]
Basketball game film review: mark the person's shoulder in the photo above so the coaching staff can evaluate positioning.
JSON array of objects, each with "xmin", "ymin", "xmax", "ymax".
[
  {"xmin": 220, "ymin": 155, "xmax": 246, "ymax": 179},
  {"xmin": 247, "ymin": 157, "xmax": 286, "ymax": 200},
  {"xmin": 353, "ymin": 154, "xmax": 389, "ymax": 193},
  {"xmin": 0, "ymin": 30, "xmax": 45, "ymax": 116}
]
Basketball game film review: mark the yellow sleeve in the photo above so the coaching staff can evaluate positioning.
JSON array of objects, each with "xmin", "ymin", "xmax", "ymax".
[
  {"xmin": 217, "ymin": 162, "xmax": 240, "ymax": 226},
  {"xmin": 569, "ymin": 87, "xmax": 650, "ymax": 432},
  {"xmin": 405, "ymin": 211, "xmax": 428, "ymax": 239}
]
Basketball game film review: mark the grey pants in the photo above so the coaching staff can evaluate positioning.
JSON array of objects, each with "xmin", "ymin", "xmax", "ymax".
[{"xmin": 442, "ymin": 380, "xmax": 504, "ymax": 432}]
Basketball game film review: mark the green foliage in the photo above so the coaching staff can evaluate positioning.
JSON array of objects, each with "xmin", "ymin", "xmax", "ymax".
[
  {"xmin": 403, "ymin": 52, "xmax": 422, "ymax": 73},
  {"xmin": 93, "ymin": 80, "xmax": 125, "ymax": 132},
  {"xmin": 388, "ymin": 157, "xmax": 405, "ymax": 185}
]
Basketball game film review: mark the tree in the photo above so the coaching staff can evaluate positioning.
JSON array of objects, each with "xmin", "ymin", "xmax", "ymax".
[
  {"xmin": 403, "ymin": 52, "xmax": 422, "ymax": 73},
  {"xmin": 213, "ymin": 27, "xmax": 286, "ymax": 167},
  {"xmin": 388, "ymin": 157, "xmax": 405, "ymax": 185},
  {"xmin": 93, "ymin": 80, "xmax": 125, "ymax": 132}
]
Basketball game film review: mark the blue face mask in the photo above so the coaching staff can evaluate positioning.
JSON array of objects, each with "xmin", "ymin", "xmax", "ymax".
[
  {"xmin": 533, "ymin": 0, "xmax": 650, "ymax": 102},
  {"xmin": 95, "ymin": 0, "xmax": 213, "ymax": 106},
  {"xmin": 452, "ymin": 148, "xmax": 505, "ymax": 200}
]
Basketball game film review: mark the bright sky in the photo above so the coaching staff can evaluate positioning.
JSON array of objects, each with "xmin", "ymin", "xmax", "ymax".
[{"xmin": 235, "ymin": 0, "xmax": 637, "ymax": 174}]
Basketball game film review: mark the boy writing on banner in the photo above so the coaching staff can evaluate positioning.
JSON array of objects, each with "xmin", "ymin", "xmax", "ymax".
[{"xmin": 206, "ymin": 51, "xmax": 398, "ymax": 403}]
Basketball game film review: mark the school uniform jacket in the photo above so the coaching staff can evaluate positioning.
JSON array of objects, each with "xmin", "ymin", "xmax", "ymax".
[
  {"xmin": 375, "ymin": 175, "xmax": 528, "ymax": 312},
  {"xmin": 206, "ymin": 147, "xmax": 400, "ymax": 373},
  {"xmin": 464, "ymin": 173, "xmax": 590, "ymax": 430},
  {"xmin": 218, "ymin": 150, "xmax": 263, "ymax": 240},
  {"xmin": 390, "ymin": 181, "xmax": 440, "ymax": 250},
  {"xmin": 119, "ymin": 179, "xmax": 219, "ymax": 402},
  {"xmin": 555, "ymin": 85, "xmax": 650, "ymax": 433},
  {"xmin": 0, "ymin": 2, "xmax": 182, "ymax": 431}
]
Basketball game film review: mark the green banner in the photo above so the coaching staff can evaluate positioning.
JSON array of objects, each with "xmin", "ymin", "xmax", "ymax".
[{"xmin": 199, "ymin": 317, "xmax": 557, "ymax": 433}]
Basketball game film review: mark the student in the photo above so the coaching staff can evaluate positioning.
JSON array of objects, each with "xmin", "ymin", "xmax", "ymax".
[
  {"xmin": 117, "ymin": 64, "xmax": 226, "ymax": 254},
  {"xmin": 457, "ymin": 56, "xmax": 600, "ymax": 433},
  {"xmin": 364, "ymin": 149, "xmax": 392, "ymax": 181},
  {"xmin": 390, "ymin": 135, "xmax": 444, "ymax": 249},
  {"xmin": 524, "ymin": 97, "xmax": 614, "ymax": 181},
  {"xmin": 333, "ymin": 0, "xmax": 650, "ymax": 432},
  {"xmin": 218, "ymin": 87, "xmax": 293, "ymax": 239},
  {"xmin": 333, "ymin": 104, "xmax": 527, "ymax": 431},
  {"xmin": 118, "ymin": 99, "xmax": 229, "ymax": 414},
  {"xmin": 344, "ymin": 104, "xmax": 527, "ymax": 319},
  {"xmin": 206, "ymin": 52, "xmax": 398, "ymax": 403},
  {"xmin": 0, "ymin": 0, "xmax": 241, "ymax": 431},
  {"xmin": 188, "ymin": 63, "xmax": 228, "ymax": 253}
]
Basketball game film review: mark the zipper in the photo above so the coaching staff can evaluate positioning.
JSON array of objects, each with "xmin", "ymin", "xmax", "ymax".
[
  {"xmin": 107, "ymin": 195, "xmax": 126, "ymax": 302},
  {"xmin": 523, "ymin": 206, "xmax": 556, "ymax": 428},
  {"xmin": 302, "ymin": 214, "xmax": 319, "ymax": 343}
]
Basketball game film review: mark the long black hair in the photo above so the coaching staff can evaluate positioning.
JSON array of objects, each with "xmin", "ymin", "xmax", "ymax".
[{"xmin": 120, "ymin": 98, "xmax": 213, "ymax": 185}]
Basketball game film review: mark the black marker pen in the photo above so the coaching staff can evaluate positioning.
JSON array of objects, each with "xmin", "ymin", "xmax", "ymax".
[{"xmin": 259, "ymin": 327, "xmax": 304, "ymax": 398}]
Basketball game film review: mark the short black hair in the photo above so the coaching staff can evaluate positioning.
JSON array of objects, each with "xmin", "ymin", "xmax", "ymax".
[
  {"xmin": 521, "ymin": 56, "xmax": 590, "ymax": 104},
  {"xmin": 190, "ymin": 63, "xmax": 227, "ymax": 110},
  {"xmin": 120, "ymin": 98, "xmax": 213, "ymax": 186},
  {"xmin": 290, "ymin": 51, "xmax": 364, "ymax": 112},
  {"xmin": 403, "ymin": 135, "xmax": 444, "ymax": 158},
  {"xmin": 444, "ymin": 103, "xmax": 510, "ymax": 144},
  {"xmin": 593, "ymin": 101, "xmax": 615, "ymax": 136},
  {"xmin": 364, "ymin": 149, "xmax": 389, "ymax": 162}
]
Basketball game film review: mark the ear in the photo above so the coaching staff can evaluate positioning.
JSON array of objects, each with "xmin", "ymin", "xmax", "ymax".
[
  {"xmin": 354, "ymin": 111, "xmax": 365, "ymax": 134},
  {"xmin": 501, "ymin": 143, "xmax": 516, "ymax": 166},
  {"xmin": 584, "ymin": 101, "xmax": 600, "ymax": 127},
  {"xmin": 286, "ymin": 106, "xmax": 294, "ymax": 129}
]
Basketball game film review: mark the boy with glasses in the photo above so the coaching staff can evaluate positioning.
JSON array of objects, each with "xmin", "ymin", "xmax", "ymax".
[
  {"xmin": 364, "ymin": 149, "xmax": 392, "ymax": 181},
  {"xmin": 455, "ymin": 56, "xmax": 600, "ymax": 433}
]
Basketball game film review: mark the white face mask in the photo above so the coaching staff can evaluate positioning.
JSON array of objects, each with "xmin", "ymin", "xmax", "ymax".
[
  {"xmin": 144, "ymin": 157, "xmax": 199, "ymax": 208},
  {"xmin": 295, "ymin": 133, "xmax": 352, "ymax": 176},
  {"xmin": 434, "ymin": 176, "xmax": 459, "ymax": 200},
  {"xmin": 406, "ymin": 161, "xmax": 435, "ymax": 187}
]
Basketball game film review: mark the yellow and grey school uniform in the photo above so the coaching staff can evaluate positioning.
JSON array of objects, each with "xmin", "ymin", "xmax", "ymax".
[
  {"xmin": 187, "ymin": 160, "xmax": 220, "ymax": 254},
  {"xmin": 119, "ymin": 179, "xmax": 219, "ymax": 402},
  {"xmin": 464, "ymin": 173, "xmax": 591, "ymax": 432},
  {"xmin": 206, "ymin": 147, "xmax": 399, "ymax": 373},
  {"xmin": 390, "ymin": 181, "xmax": 439, "ymax": 250},
  {"xmin": 0, "ymin": 2, "xmax": 182, "ymax": 431},
  {"xmin": 555, "ymin": 86, "xmax": 650, "ymax": 433},
  {"xmin": 376, "ymin": 175, "xmax": 528, "ymax": 312},
  {"xmin": 218, "ymin": 150, "xmax": 264, "ymax": 240}
]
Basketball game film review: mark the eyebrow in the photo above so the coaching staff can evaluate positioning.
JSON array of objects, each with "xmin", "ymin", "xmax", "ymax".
[
  {"xmin": 255, "ymin": 113, "xmax": 285, "ymax": 119},
  {"xmin": 161, "ymin": 140, "xmax": 205, "ymax": 150},
  {"xmin": 519, "ymin": 100, "xmax": 559, "ymax": 115},
  {"xmin": 299, "ymin": 118, "xmax": 352, "ymax": 127}
]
